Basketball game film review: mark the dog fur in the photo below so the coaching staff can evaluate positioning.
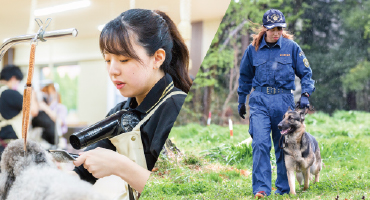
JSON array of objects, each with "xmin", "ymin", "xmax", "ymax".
[
  {"xmin": 0, "ymin": 139, "xmax": 107, "ymax": 200},
  {"xmin": 278, "ymin": 108, "xmax": 322, "ymax": 195}
]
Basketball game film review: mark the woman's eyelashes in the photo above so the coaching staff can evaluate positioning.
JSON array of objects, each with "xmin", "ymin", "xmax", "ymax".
[{"xmin": 104, "ymin": 59, "xmax": 128, "ymax": 63}]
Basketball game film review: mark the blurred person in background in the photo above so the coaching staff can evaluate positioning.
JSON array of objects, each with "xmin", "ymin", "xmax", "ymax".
[
  {"xmin": 40, "ymin": 82, "xmax": 68, "ymax": 134},
  {"xmin": 32, "ymin": 81, "xmax": 68, "ymax": 146},
  {"xmin": 0, "ymin": 65, "xmax": 38, "ymax": 155}
]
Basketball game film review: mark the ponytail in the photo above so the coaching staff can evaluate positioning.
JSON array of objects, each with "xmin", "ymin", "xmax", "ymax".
[{"xmin": 153, "ymin": 10, "xmax": 192, "ymax": 93}]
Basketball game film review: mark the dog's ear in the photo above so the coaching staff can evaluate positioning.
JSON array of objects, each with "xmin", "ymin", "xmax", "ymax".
[{"xmin": 287, "ymin": 107, "xmax": 292, "ymax": 112}]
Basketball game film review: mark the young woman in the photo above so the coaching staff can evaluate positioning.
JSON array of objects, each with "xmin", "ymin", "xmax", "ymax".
[
  {"xmin": 237, "ymin": 9, "xmax": 315, "ymax": 198},
  {"xmin": 73, "ymin": 9, "xmax": 192, "ymax": 198}
]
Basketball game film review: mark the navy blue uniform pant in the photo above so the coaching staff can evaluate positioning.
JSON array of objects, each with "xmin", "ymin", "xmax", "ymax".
[{"xmin": 248, "ymin": 91, "xmax": 294, "ymax": 195}]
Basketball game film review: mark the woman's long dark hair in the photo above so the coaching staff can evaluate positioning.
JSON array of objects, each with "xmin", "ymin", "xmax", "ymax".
[{"xmin": 99, "ymin": 9, "xmax": 192, "ymax": 93}]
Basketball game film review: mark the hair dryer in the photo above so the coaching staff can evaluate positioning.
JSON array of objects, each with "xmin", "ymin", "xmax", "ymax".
[{"xmin": 69, "ymin": 109, "xmax": 140, "ymax": 149}]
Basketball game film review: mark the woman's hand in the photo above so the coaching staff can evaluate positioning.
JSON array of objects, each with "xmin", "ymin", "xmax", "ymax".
[
  {"xmin": 73, "ymin": 147, "xmax": 121, "ymax": 178},
  {"xmin": 73, "ymin": 147, "xmax": 151, "ymax": 193}
]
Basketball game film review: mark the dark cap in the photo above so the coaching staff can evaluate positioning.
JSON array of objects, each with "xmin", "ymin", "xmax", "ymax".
[{"xmin": 262, "ymin": 9, "xmax": 286, "ymax": 29}]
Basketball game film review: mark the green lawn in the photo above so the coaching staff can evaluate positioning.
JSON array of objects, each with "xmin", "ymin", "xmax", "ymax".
[{"xmin": 141, "ymin": 111, "xmax": 370, "ymax": 199}]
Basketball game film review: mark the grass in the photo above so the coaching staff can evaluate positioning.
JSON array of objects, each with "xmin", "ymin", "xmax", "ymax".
[{"xmin": 141, "ymin": 111, "xmax": 370, "ymax": 199}]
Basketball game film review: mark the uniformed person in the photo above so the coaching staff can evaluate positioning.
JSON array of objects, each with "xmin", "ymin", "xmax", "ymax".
[
  {"xmin": 237, "ymin": 9, "xmax": 315, "ymax": 198},
  {"xmin": 73, "ymin": 9, "xmax": 192, "ymax": 199}
]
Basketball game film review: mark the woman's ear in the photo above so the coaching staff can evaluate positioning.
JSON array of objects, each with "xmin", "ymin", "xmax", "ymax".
[{"xmin": 153, "ymin": 48, "xmax": 166, "ymax": 69}]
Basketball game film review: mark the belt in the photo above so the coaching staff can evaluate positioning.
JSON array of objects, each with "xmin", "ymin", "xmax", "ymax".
[{"xmin": 254, "ymin": 86, "xmax": 292, "ymax": 95}]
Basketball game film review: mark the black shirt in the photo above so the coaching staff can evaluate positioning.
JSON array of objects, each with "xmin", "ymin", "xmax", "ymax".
[
  {"xmin": 73, "ymin": 74, "xmax": 186, "ymax": 184},
  {"xmin": 0, "ymin": 88, "xmax": 23, "ymax": 139},
  {"xmin": 266, "ymin": 41, "xmax": 277, "ymax": 48}
]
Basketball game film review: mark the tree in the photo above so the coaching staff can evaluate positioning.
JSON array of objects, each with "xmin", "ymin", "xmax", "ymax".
[{"xmin": 297, "ymin": 0, "xmax": 370, "ymax": 113}]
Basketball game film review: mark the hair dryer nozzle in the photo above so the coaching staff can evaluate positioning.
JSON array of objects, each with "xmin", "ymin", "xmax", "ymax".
[{"xmin": 69, "ymin": 110, "xmax": 140, "ymax": 149}]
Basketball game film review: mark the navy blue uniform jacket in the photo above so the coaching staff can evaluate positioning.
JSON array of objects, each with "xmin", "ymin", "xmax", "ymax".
[{"xmin": 238, "ymin": 35, "xmax": 315, "ymax": 104}]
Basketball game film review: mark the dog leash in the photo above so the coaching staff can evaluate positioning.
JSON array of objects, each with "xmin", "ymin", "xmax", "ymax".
[
  {"xmin": 21, "ymin": 40, "xmax": 37, "ymax": 152},
  {"xmin": 279, "ymin": 134, "xmax": 285, "ymax": 149}
]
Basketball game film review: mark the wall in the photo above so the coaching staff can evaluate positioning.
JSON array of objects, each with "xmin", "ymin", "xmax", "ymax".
[
  {"xmin": 77, "ymin": 60, "xmax": 110, "ymax": 124},
  {"xmin": 13, "ymin": 37, "xmax": 101, "ymax": 66},
  {"xmin": 190, "ymin": 21, "xmax": 203, "ymax": 77},
  {"xmin": 202, "ymin": 18, "xmax": 223, "ymax": 60}
]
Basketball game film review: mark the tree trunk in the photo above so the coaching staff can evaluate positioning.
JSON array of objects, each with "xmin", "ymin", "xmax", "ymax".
[
  {"xmin": 241, "ymin": 34, "xmax": 249, "ymax": 52},
  {"xmin": 203, "ymin": 85, "xmax": 213, "ymax": 124},
  {"xmin": 290, "ymin": 0, "xmax": 302, "ymax": 33},
  {"xmin": 220, "ymin": 43, "xmax": 240, "ymax": 125},
  {"xmin": 346, "ymin": 91, "xmax": 357, "ymax": 110}
]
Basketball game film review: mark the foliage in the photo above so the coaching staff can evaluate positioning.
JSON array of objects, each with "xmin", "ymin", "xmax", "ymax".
[
  {"xmin": 202, "ymin": 143, "xmax": 253, "ymax": 167},
  {"xmin": 342, "ymin": 60, "xmax": 370, "ymax": 94},
  {"xmin": 141, "ymin": 111, "xmax": 370, "ymax": 199},
  {"xmin": 52, "ymin": 68, "xmax": 79, "ymax": 111},
  {"xmin": 193, "ymin": 48, "xmax": 233, "ymax": 88},
  {"xmin": 183, "ymin": 153, "xmax": 201, "ymax": 166},
  {"xmin": 300, "ymin": 0, "xmax": 370, "ymax": 113}
]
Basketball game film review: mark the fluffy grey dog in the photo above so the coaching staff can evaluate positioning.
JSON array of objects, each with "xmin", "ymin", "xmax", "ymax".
[{"xmin": 0, "ymin": 139, "xmax": 107, "ymax": 200}]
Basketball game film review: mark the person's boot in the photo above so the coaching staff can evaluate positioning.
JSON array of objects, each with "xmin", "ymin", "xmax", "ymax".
[{"xmin": 255, "ymin": 191, "xmax": 267, "ymax": 199}]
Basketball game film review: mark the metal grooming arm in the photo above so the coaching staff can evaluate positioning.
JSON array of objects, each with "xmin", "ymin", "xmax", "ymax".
[
  {"xmin": 0, "ymin": 18, "xmax": 79, "ymax": 151},
  {"xmin": 0, "ymin": 28, "xmax": 78, "ymax": 61}
]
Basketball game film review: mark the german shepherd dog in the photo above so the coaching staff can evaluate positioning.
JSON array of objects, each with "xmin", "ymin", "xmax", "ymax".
[{"xmin": 277, "ymin": 108, "xmax": 322, "ymax": 195}]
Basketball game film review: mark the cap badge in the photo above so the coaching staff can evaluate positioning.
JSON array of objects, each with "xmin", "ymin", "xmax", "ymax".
[{"xmin": 267, "ymin": 14, "xmax": 282, "ymax": 23}]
